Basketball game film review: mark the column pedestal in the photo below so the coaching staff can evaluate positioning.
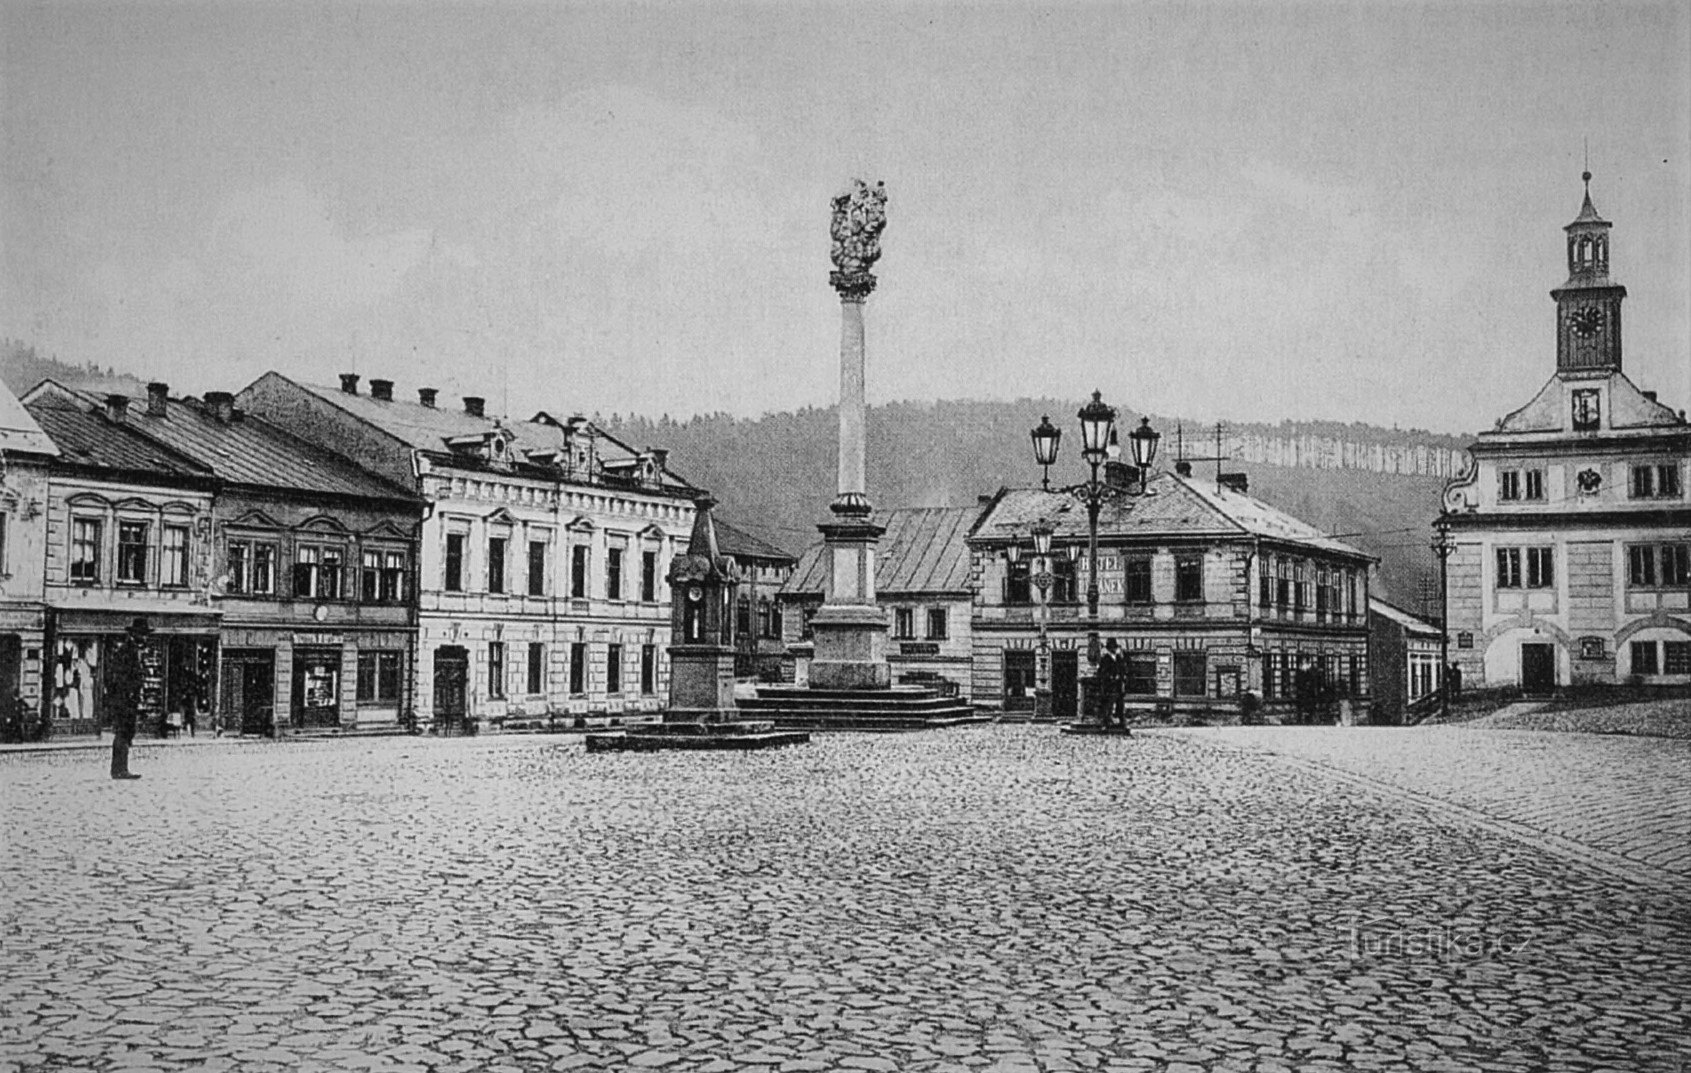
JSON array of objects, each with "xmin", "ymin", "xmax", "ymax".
[{"xmin": 808, "ymin": 514, "xmax": 890, "ymax": 691}]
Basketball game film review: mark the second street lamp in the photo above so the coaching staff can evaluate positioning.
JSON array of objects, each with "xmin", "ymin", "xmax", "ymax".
[{"xmin": 1030, "ymin": 519, "xmax": 1055, "ymax": 720}]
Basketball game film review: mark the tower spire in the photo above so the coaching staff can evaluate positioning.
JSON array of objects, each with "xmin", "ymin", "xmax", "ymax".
[{"xmin": 1551, "ymin": 168, "xmax": 1625, "ymax": 376}]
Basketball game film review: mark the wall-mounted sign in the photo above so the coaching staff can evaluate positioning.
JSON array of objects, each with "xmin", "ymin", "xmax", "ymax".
[
  {"xmin": 1457, "ymin": 632, "xmax": 1474, "ymax": 650},
  {"xmin": 1578, "ymin": 636, "xmax": 1607, "ymax": 660},
  {"xmin": 899, "ymin": 642, "xmax": 940, "ymax": 656}
]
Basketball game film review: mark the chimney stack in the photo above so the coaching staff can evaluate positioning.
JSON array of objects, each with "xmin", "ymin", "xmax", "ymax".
[
  {"xmin": 649, "ymin": 448, "xmax": 668, "ymax": 472},
  {"xmin": 1643, "ymin": 390, "xmax": 1658, "ymax": 403},
  {"xmin": 146, "ymin": 382, "xmax": 169, "ymax": 418},
  {"xmin": 463, "ymin": 396, "xmax": 486, "ymax": 418},
  {"xmin": 1219, "ymin": 471, "xmax": 1249, "ymax": 494},
  {"xmin": 1103, "ymin": 459, "xmax": 1134, "ymax": 489},
  {"xmin": 339, "ymin": 373, "xmax": 360, "ymax": 395},
  {"xmin": 204, "ymin": 391, "xmax": 236, "ymax": 425},
  {"xmin": 1175, "ymin": 460, "xmax": 1193, "ymax": 477},
  {"xmin": 105, "ymin": 394, "xmax": 129, "ymax": 424},
  {"xmin": 369, "ymin": 379, "xmax": 394, "ymax": 402},
  {"xmin": 418, "ymin": 387, "xmax": 438, "ymax": 409}
]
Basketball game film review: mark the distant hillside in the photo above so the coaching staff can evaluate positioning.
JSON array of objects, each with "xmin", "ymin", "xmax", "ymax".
[
  {"xmin": 1, "ymin": 339, "xmax": 150, "ymax": 398},
  {"xmin": 599, "ymin": 400, "xmax": 1466, "ymax": 609}
]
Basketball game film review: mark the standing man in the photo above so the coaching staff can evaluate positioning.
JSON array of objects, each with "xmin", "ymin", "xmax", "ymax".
[
  {"xmin": 108, "ymin": 617, "xmax": 151, "ymax": 780},
  {"xmin": 1097, "ymin": 638, "xmax": 1125, "ymax": 730}
]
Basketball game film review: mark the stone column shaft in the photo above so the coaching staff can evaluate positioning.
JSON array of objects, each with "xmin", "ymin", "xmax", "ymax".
[{"xmin": 837, "ymin": 296, "xmax": 867, "ymax": 501}]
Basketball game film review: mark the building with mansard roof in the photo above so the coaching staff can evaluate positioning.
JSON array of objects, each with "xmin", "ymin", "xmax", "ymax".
[
  {"xmin": 1440, "ymin": 175, "xmax": 1690, "ymax": 691},
  {"xmin": 238, "ymin": 372, "xmax": 702, "ymax": 730}
]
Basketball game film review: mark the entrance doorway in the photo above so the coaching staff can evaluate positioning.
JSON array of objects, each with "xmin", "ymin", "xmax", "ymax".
[
  {"xmin": 1521, "ymin": 642, "xmax": 1556, "ymax": 694},
  {"xmin": 434, "ymin": 646, "xmax": 469, "ymax": 733},
  {"xmin": 1051, "ymin": 650, "xmax": 1079, "ymax": 721},
  {"xmin": 292, "ymin": 647, "xmax": 342, "ymax": 729},
  {"xmin": 220, "ymin": 650, "xmax": 275, "ymax": 736},
  {"xmin": 1002, "ymin": 649, "xmax": 1035, "ymax": 712}
]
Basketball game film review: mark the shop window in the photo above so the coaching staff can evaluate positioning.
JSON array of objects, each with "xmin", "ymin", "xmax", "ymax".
[
  {"xmin": 893, "ymin": 607, "xmax": 914, "ymax": 639},
  {"xmin": 926, "ymin": 607, "xmax": 948, "ymax": 641},
  {"xmin": 571, "ymin": 545, "xmax": 590, "ymax": 598},
  {"xmin": 487, "ymin": 537, "xmax": 507, "ymax": 594},
  {"xmin": 1173, "ymin": 651, "xmax": 1207, "ymax": 696},
  {"xmin": 641, "ymin": 644, "xmax": 657, "ymax": 694},
  {"xmin": 356, "ymin": 652, "xmax": 402, "ymax": 703},
  {"xmin": 641, "ymin": 550, "xmax": 658, "ymax": 602},
  {"xmin": 526, "ymin": 642, "xmax": 544, "ymax": 695},
  {"xmin": 161, "ymin": 525, "xmax": 189, "ymax": 588},
  {"xmin": 569, "ymin": 641, "xmax": 587, "ymax": 694},
  {"xmin": 117, "ymin": 521, "xmax": 149, "ymax": 584},
  {"xmin": 1123, "ymin": 654, "xmax": 1157, "ymax": 695},
  {"xmin": 606, "ymin": 643, "xmax": 623, "ymax": 695},
  {"xmin": 1175, "ymin": 555, "xmax": 1204, "ymax": 603},
  {"xmin": 444, "ymin": 533, "xmax": 465, "ymax": 592},
  {"xmin": 528, "ymin": 540, "xmax": 547, "ymax": 597},
  {"xmin": 1631, "ymin": 641, "xmax": 1659, "ymax": 675},
  {"xmin": 488, "ymin": 642, "xmax": 506, "ymax": 699},
  {"xmin": 606, "ymin": 548, "xmax": 624, "ymax": 600}
]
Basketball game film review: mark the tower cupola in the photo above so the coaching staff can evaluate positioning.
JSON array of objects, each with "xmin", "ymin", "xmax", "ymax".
[{"xmin": 1550, "ymin": 171, "xmax": 1626, "ymax": 376}]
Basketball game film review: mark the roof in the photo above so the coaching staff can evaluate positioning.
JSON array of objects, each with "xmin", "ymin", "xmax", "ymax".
[
  {"xmin": 974, "ymin": 471, "xmax": 1371, "ymax": 561},
  {"xmin": 50, "ymin": 386, "xmax": 419, "ymax": 502},
  {"xmin": 1568, "ymin": 185, "xmax": 1609, "ymax": 228},
  {"xmin": 24, "ymin": 395, "xmax": 211, "ymax": 481},
  {"xmin": 289, "ymin": 377, "xmax": 696, "ymax": 493},
  {"xmin": 713, "ymin": 517, "xmax": 794, "ymax": 564},
  {"xmin": 0, "ymin": 381, "xmax": 58, "ymax": 458},
  {"xmin": 1488, "ymin": 371, "xmax": 1685, "ymax": 437},
  {"xmin": 1369, "ymin": 598, "xmax": 1441, "ymax": 636},
  {"xmin": 784, "ymin": 505, "xmax": 983, "ymax": 597}
]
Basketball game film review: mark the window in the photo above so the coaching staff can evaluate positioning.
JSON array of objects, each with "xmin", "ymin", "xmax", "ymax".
[
  {"xmin": 1631, "ymin": 463, "xmax": 1683, "ymax": 500},
  {"xmin": 444, "ymin": 533, "xmax": 465, "ymax": 592},
  {"xmin": 356, "ymin": 652, "xmax": 402, "ymax": 703},
  {"xmin": 71, "ymin": 518, "xmax": 102, "ymax": 584},
  {"xmin": 1175, "ymin": 555, "xmax": 1203, "ymax": 602},
  {"xmin": 606, "ymin": 548, "xmax": 623, "ymax": 600},
  {"xmin": 487, "ymin": 537, "xmax": 507, "ymax": 594},
  {"xmin": 1499, "ymin": 470, "xmax": 1522, "ymax": 501},
  {"xmin": 161, "ymin": 525, "xmax": 189, "ymax": 587},
  {"xmin": 1666, "ymin": 642, "xmax": 1691, "ymax": 676},
  {"xmin": 117, "ymin": 521, "xmax": 148, "ymax": 583},
  {"xmin": 569, "ymin": 641, "xmax": 587, "ymax": 694},
  {"xmin": 571, "ymin": 545, "xmax": 589, "ymax": 598},
  {"xmin": 1526, "ymin": 547, "xmax": 1554, "ymax": 589},
  {"xmin": 1525, "ymin": 469, "xmax": 1546, "ymax": 501},
  {"xmin": 1004, "ymin": 559, "xmax": 1031, "ymax": 605},
  {"xmin": 1629, "ymin": 544, "xmax": 1690, "ymax": 588},
  {"xmin": 771, "ymin": 602, "xmax": 783, "ymax": 640},
  {"xmin": 732, "ymin": 596, "xmax": 749, "ymax": 640},
  {"xmin": 1258, "ymin": 558, "xmax": 1273, "ymax": 608},
  {"xmin": 488, "ymin": 641, "xmax": 506, "ymax": 699},
  {"xmin": 641, "ymin": 644, "xmax": 657, "ymax": 694},
  {"xmin": 1051, "ymin": 556, "xmax": 1077, "ymax": 604},
  {"xmin": 361, "ymin": 550, "xmax": 381, "ymax": 602},
  {"xmin": 893, "ymin": 607, "xmax": 914, "ymax": 639},
  {"xmin": 926, "ymin": 607, "xmax": 948, "ymax": 641},
  {"xmin": 252, "ymin": 543, "xmax": 276, "ymax": 595},
  {"xmin": 800, "ymin": 604, "xmax": 818, "ymax": 640},
  {"xmin": 1315, "ymin": 566, "xmax": 1330, "ymax": 619},
  {"xmin": 1276, "ymin": 559, "xmax": 1291, "ymax": 609},
  {"xmin": 759, "ymin": 598, "xmax": 775, "ymax": 639},
  {"xmin": 381, "ymin": 551, "xmax": 405, "ymax": 602},
  {"xmin": 1262, "ymin": 653, "xmax": 1279, "ymax": 699},
  {"xmin": 1123, "ymin": 654, "xmax": 1157, "ymax": 695},
  {"xmin": 527, "ymin": 642, "xmax": 544, "ymax": 695},
  {"xmin": 528, "ymin": 540, "xmax": 547, "ymax": 597},
  {"xmin": 1173, "ymin": 651, "xmax": 1207, "ymax": 696},
  {"xmin": 1496, "ymin": 548, "xmax": 1522, "ymax": 589},
  {"xmin": 606, "ymin": 643, "xmax": 622, "ymax": 694},
  {"xmin": 641, "ymin": 550, "xmax": 658, "ymax": 602},
  {"xmin": 0, "ymin": 513, "xmax": 6, "ymax": 574},
  {"xmin": 294, "ymin": 544, "xmax": 344, "ymax": 599},
  {"xmin": 1125, "ymin": 555, "xmax": 1152, "ymax": 605},
  {"xmin": 1631, "ymin": 641, "xmax": 1659, "ymax": 675},
  {"xmin": 1293, "ymin": 561, "xmax": 1308, "ymax": 611}
]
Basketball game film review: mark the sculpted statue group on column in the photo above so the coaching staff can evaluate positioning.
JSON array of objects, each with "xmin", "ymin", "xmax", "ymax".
[{"xmin": 829, "ymin": 179, "xmax": 887, "ymax": 299}]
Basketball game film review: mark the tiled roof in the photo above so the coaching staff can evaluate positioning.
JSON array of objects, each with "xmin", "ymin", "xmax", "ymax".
[
  {"xmin": 714, "ymin": 518, "xmax": 794, "ymax": 564},
  {"xmin": 975, "ymin": 471, "xmax": 1371, "ymax": 560},
  {"xmin": 25, "ymin": 398, "xmax": 211, "ymax": 480},
  {"xmin": 0, "ymin": 383, "xmax": 58, "ymax": 458},
  {"xmin": 293, "ymin": 380, "xmax": 696, "ymax": 492},
  {"xmin": 1370, "ymin": 598, "xmax": 1440, "ymax": 636},
  {"xmin": 784, "ymin": 506, "xmax": 983, "ymax": 596}
]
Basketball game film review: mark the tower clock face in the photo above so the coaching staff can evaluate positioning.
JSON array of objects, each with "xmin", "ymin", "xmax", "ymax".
[{"xmin": 1567, "ymin": 308, "xmax": 1602, "ymax": 338}]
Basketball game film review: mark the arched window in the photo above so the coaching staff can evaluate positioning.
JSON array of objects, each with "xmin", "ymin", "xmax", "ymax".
[
  {"xmin": 1578, "ymin": 237, "xmax": 1592, "ymax": 266},
  {"xmin": 1596, "ymin": 237, "xmax": 1607, "ymax": 266}
]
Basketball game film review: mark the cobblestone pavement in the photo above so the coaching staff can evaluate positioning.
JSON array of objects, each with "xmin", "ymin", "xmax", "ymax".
[
  {"xmin": 3, "ymin": 729, "xmax": 1688, "ymax": 1073},
  {"xmin": 1168, "ymin": 725, "xmax": 1691, "ymax": 888},
  {"xmin": 1469, "ymin": 700, "xmax": 1691, "ymax": 739}
]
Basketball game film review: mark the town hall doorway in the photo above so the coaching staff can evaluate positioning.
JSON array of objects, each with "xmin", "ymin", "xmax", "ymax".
[{"xmin": 1521, "ymin": 643, "xmax": 1555, "ymax": 694}]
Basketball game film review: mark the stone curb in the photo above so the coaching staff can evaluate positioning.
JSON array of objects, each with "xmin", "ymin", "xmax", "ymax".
[{"xmin": 1149, "ymin": 727, "xmax": 1682, "ymax": 894}]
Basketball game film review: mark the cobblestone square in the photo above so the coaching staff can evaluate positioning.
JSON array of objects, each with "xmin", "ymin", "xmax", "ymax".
[{"xmin": 3, "ymin": 727, "xmax": 1688, "ymax": 1072}]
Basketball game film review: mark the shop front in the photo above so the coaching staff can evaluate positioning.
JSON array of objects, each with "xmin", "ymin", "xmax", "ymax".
[
  {"xmin": 0, "ymin": 607, "xmax": 47, "ymax": 741},
  {"xmin": 217, "ymin": 626, "xmax": 412, "ymax": 735},
  {"xmin": 46, "ymin": 608, "xmax": 220, "ymax": 738}
]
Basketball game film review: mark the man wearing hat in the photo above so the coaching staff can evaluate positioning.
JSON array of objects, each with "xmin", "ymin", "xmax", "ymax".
[
  {"xmin": 1096, "ymin": 638, "xmax": 1126, "ymax": 731},
  {"xmin": 108, "ymin": 617, "xmax": 151, "ymax": 780}
]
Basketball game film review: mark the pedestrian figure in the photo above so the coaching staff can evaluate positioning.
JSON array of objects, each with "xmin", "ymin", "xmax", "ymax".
[
  {"xmin": 1294, "ymin": 657, "xmax": 1320, "ymax": 726},
  {"xmin": 109, "ymin": 617, "xmax": 151, "ymax": 780},
  {"xmin": 1447, "ymin": 662, "xmax": 1463, "ymax": 703},
  {"xmin": 1096, "ymin": 639, "xmax": 1126, "ymax": 730}
]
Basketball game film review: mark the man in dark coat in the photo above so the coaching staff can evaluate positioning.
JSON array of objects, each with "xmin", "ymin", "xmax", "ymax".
[
  {"xmin": 1096, "ymin": 639, "xmax": 1126, "ymax": 730},
  {"xmin": 108, "ymin": 617, "xmax": 151, "ymax": 780}
]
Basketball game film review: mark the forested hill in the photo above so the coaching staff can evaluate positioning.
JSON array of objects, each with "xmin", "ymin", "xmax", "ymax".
[
  {"xmin": 599, "ymin": 400, "xmax": 1470, "ymax": 610},
  {"xmin": 1, "ymin": 339, "xmax": 149, "ymax": 398}
]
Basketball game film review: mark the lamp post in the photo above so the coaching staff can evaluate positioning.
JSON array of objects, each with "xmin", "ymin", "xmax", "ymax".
[
  {"xmin": 1430, "ymin": 522, "xmax": 1456, "ymax": 720},
  {"xmin": 1029, "ymin": 520, "xmax": 1054, "ymax": 720},
  {"xmin": 1029, "ymin": 391, "xmax": 1160, "ymax": 721}
]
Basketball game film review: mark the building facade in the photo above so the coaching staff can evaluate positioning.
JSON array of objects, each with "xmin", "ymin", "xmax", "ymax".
[
  {"xmin": 238, "ymin": 373, "xmax": 700, "ymax": 730},
  {"xmin": 1440, "ymin": 177, "xmax": 1691, "ymax": 690},
  {"xmin": 1368, "ymin": 598, "xmax": 1443, "ymax": 725},
  {"xmin": 971, "ymin": 468, "xmax": 1375, "ymax": 722},
  {"xmin": 24, "ymin": 388, "xmax": 220, "ymax": 737},
  {"xmin": 780, "ymin": 506, "xmax": 987, "ymax": 703},
  {"xmin": 0, "ymin": 384, "xmax": 58, "ymax": 731},
  {"xmin": 714, "ymin": 518, "xmax": 796, "ymax": 681}
]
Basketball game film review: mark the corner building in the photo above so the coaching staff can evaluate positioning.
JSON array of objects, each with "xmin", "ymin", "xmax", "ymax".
[
  {"xmin": 1441, "ymin": 177, "xmax": 1691, "ymax": 689},
  {"xmin": 239, "ymin": 374, "xmax": 699, "ymax": 730}
]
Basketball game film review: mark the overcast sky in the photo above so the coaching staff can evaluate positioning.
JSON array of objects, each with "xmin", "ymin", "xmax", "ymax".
[{"xmin": 3, "ymin": 2, "xmax": 1687, "ymax": 434}]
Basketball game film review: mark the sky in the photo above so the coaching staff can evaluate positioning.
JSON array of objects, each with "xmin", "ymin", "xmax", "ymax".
[{"xmin": 2, "ymin": 2, "xmax": 1687, "ymax": 435}]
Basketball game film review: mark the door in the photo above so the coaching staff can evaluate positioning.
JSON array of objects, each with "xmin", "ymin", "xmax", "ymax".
[
  {"xmin": 220, "ymin": 651, "xmax": 276, "ymax": 736},
  {"xmin": 1521, "ymin": 643, "xmax": 1555, "ymax": 693},
  {"xmin": 292, "ymin": 648, "xmax": 342, "ymax": 729},
  {"xmin": 1051, "ymin": 650, "xmax": 1079, "ymax": 721},
  {"xmin": 433, "ymin": 646, "xmax": 469, "ymax": 734},
  {"xmin": 1002, "ymin": 649, "xmax": 1036, "ymax": 712}
]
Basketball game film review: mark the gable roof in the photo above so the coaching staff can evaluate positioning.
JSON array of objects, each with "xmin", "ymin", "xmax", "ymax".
[
  {"xmin": 1369, "ymin": 598, "xmax": 1441, "ymax": 636},
  {"xmin": 784, "ymin": 505, "xmax": 983, "ymax": 597},
  {"xmin": 713, "ymin": 518, "xmax": 794, "ymax": 564},
  {"xmin": 0, "ymin": 381, "xmax": 59, "ymax": 458},
  {"xmin": 47, "ymin": 386, "xmax": 420, "ymax": 503},
  {"xmin": 974, "ymin": 471, "xmax": 1371, "ymax": 561},
  {"xmin": 1488, "ymin": 370, "xmax": 1684, "ymax": 437},
  {"xmin": 24, "ymin": 393, "xmax": 212, "ymax": 482}
]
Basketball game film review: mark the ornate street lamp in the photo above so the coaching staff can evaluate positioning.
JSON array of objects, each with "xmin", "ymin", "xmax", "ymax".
[
  {"xmin": 1028, "ymin": 520, "xmax": 1055, "ymax": 720},
  {"xmin": 1430, "ymin": 521, "xmax": 1457, "ymax": 721},
  {"xmin": 1028, "ymin": 391, "xmax": 1160, "ymax": 721}
]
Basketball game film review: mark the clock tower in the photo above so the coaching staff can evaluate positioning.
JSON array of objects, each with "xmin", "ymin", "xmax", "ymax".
[{"xmin": 1549, "ymin": 171, "xmax": 1625, "ymax": 376}]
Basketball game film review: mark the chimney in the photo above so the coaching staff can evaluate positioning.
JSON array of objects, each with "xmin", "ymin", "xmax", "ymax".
[
  {"xmin": 339, "ymin": 373, "xmax": 360, "ymax": 395},
  {"xmin": 1219, "ymin": 471, "xmax": 1249, "ymax": 494},
  {"xmin": 369, "ymin": 379, "xmax": 394, "ymax": 402},
  {"xmin": 105, "ymin": 394, "xmax": 129, "ymax": 424},
  {"xmin": 146, "ymin": 382, "xmax": 169, "ymax": 418},
  {"xmin": 418, "ymin": 387, "xmax": 438, "ymax": 409},
  {"xmin": 1175, "ymin": 460, "xmax": 1193, "ymax": 477},
  {"xmin": 1103, "ymin": 460, "xmax": 1134, "ymax": 489},
  {"xmin": 650, "ymin": 448, "xmax": 668, "ymax": 471},
  {"xmin": 1643, "ymin": 391, "xmax": 1658, "ymax": 403},
  {"xmin": 463, "ymin": 396, "xmax": 486, "ymax": 418},
  {"xmin": 204, "ymin": 391, "xmax": 236, "ymax": 425}
]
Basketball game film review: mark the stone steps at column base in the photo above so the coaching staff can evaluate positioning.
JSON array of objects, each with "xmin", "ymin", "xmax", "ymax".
[{"xmin": 738, "ymin": 686, "xmax": 991, "ymax": 732}]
